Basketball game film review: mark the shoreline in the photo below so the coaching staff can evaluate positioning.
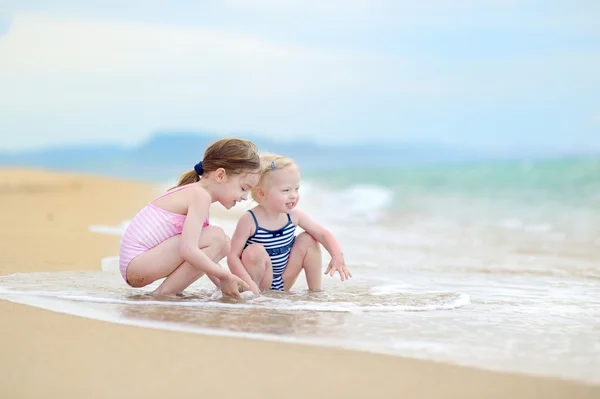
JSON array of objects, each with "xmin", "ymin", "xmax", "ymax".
[{"xmin": 1, "ymin": 168, "xmax": 599, "ymax": 398}]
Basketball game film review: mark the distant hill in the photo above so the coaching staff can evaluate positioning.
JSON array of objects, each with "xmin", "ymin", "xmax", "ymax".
[{"xmin": 0, "ymin": 132, "xmax": 524, "ymax": 182}]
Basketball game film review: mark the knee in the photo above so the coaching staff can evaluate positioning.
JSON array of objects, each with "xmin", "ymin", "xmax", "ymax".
[
  {"xmin": 221, "ymin": 234, "xmax": 231, "ymax": 258},
  {"xmin": 296, "ymin": 232, "xmax": 320, "ymax": 253},
  {"xmin": 213, "ymin": 227, "xmax": 231, "ymax": 258},
  {"xmin": 242, "ymin": 244, "xmax": 267, "ymax": 265}
]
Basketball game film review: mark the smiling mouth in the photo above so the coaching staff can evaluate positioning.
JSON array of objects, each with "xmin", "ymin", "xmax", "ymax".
[{"xmin": 286, "ymin": 202, "xmax": 295, "ymax": 209}]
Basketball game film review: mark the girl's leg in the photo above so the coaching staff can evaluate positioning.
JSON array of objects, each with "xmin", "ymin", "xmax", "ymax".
[
  {"xmin": 282, "ymin": 232, "xmax": 322, "ymax": 291},
  {"xmin": 154, "ymin": 229, "xmax": 230, "ymax": 296},
  {"xmin": 241, "ymin": 243, "xmax": 272, "ymax": 291},
  {"xmin": 125, "ymin": 226, "xmax": 229, "ymax": 295}
]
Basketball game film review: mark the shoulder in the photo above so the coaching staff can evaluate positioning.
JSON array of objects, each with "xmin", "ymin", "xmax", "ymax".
[
  {"xmin": 185, "ymin": 184, "xmax": 211, "ymax": 204},
  {"xmin": 241, "ymin": 208, "xmax": 262, "ymax": 227},
  {"xmin": 238, "ymin": 210, "xmax": 255, "ymax": 224},
  {"xmin": 233, "ymin": 210, "xmax": 258, "ymax": 237},
  {"xmin": 288, "ymin": 208, "xmax": 308, "ymax": 226},
  {"xmin": 179, "ymin": 184, "xmax": 211, "ymax": 215}
]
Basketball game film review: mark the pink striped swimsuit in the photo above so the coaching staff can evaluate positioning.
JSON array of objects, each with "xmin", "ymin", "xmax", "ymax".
[{"xmin": 119, "ymin": 184, "xmax": 209, "ymax": 285}]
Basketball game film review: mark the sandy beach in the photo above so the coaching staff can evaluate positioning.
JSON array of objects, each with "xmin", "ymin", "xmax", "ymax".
[{"xmin": 1, "ymin": 168, "xmax": 598, "ymax": 399}]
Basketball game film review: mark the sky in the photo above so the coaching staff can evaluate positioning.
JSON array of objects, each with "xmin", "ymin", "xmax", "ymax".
[{"xmin": 0, "ymin": 1, "xmax": 599, "ymax": 153}]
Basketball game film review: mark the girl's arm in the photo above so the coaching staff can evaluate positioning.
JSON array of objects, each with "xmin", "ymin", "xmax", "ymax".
[
  {"xmin": 293, "ymin": 209, "xmax": 351, "ymax": 280},
  {"xmin": 226, "ymin": 213, "xmax": 259, "ymax": 293},
  {"xmin": 180, "ymin": 188, "xmax": 248, "ymax": 296}
]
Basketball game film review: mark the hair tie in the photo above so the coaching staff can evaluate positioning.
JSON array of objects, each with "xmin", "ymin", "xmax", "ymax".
[
  {"xmin": 270, "ymin": 161, "xmax": 276, "ymax": 169},
  {"xmin": 194, "ymin": 161, "xmax": 204, "ymax": 176}
]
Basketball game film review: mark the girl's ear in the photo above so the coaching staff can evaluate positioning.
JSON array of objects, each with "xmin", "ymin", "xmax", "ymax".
[
  {"xmin": 255, "ymin": 187, "xmax": 265, "ymax": 200},
  {"xmin": 215, "ymin": 168, "xmax": 226, "ymax": 182}
]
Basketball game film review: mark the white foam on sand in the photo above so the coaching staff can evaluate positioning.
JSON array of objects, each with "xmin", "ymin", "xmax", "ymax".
[{"xmin": 0, "ymin": 285, "xmax": 471, "ymax": 313}]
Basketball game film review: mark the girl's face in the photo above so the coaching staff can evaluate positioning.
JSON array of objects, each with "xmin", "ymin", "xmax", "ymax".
[
  {"xmin": 216, "ymin": 170, "xmax": 260, "ymax": 210},
  {"xmin": 260, "ymin": 166, "xmax": 301, "ymax": 213}
]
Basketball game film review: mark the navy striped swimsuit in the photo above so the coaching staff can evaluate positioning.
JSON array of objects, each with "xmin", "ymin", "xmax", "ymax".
[{"xmin": 245, "ymin": 210, "xmax": 296, "ymax": 291}]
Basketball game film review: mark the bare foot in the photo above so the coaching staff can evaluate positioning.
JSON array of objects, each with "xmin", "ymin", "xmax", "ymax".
[{"xmin": 150, "ymin": 289, "xmax": 179, "ymax": 300}]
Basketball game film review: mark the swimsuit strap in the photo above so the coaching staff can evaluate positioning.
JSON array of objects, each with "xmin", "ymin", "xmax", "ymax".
[
  {"xmin": 153, "ymin": 183, "xmax": 195, "ymax": 201},
  {"xmin": 247, "ymin": 210, "xmax": 292, "ymax": 230},
  {"xmin": 247, "ymin": 210, "xmax": 260, "ymax": 232}
]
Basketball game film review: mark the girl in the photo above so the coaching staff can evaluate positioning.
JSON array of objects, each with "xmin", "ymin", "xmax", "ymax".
[
  {"xmin": 227, "ymin": 153, "xmax": 351, "ymax": 295},
  {"xmin": 119, "ymin": 138, "xmax": 261, "ymax": 298}
]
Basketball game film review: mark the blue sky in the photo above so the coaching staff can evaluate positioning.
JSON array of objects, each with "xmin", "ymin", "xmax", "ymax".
[{"xmin": 0, "ymin": 1, "xmax": 598, "ymax": 153}]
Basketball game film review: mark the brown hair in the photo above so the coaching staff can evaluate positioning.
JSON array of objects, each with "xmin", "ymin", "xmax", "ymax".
[
  {"xmin": 250, "ymin": 153, "xmax": 299, "ymax": 203},
  {"xmin": 172, "ymin": 138, "xmax": 260, "ymax": 189}
]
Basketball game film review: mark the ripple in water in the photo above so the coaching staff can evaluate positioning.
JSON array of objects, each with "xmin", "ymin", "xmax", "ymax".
[{"xmin": 0, "ymin": 270, "xmax": 470, "ymax": 313}]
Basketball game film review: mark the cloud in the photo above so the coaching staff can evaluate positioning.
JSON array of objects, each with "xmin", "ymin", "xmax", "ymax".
[
  {"xmin": 0, "ymin": 6, "xmax": 598, "ymax": 151},
  {"xmin": 0, "ymin": 12, "xmax": 411, "ymax": 148}
]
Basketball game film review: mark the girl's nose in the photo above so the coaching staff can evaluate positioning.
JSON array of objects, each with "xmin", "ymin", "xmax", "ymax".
[{"xmin": 241, "ymin": 192, "xmax": 248, "ymax": 201}]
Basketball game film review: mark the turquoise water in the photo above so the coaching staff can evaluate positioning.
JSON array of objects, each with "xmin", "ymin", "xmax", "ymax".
[
  {"xmin": 1, "ymin": 156, "xmax": 599, "ymax": 384},
  {"xmin": 306, "ymin": 157, "xmax": 600, "ymax": 220},
  {"xmin": 309, "ymin": 157, "xmax": 600, "ymax": 195},
  {"xmin": 305, "ymin": 157, "xmax": 600, "ymax": 240}
]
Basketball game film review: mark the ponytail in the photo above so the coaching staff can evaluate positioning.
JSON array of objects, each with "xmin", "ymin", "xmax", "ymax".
[{"xmin": 168, "ymin": 138, "xmax": 260, "ymax": 191}]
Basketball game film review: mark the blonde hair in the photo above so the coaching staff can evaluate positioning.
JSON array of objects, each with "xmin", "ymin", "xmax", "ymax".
[
  {"xmin": 172, "ymin": 138, "xmax": 260, "ymax": 189},
  {"xmin": 250, "ymin": 153, "xmax": 299, "ymax": 203}
]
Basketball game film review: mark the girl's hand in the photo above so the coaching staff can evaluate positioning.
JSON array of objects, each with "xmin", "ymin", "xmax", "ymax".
[
  {"xmin": 220, "ymin": 274, "xmax": 249, "ymax": 298},
  {"xmin": 324, "ymin": 255, "xmax": 352, "ymax": 281},
  {"xmin": 248, "ymin": 281, "xmax": 261, "ymax": 295}
]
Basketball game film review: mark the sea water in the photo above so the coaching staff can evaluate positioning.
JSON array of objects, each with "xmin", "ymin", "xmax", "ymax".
[{"xmin": 1, "ymin": 157, "xmax": 599, "ymax": 384}]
